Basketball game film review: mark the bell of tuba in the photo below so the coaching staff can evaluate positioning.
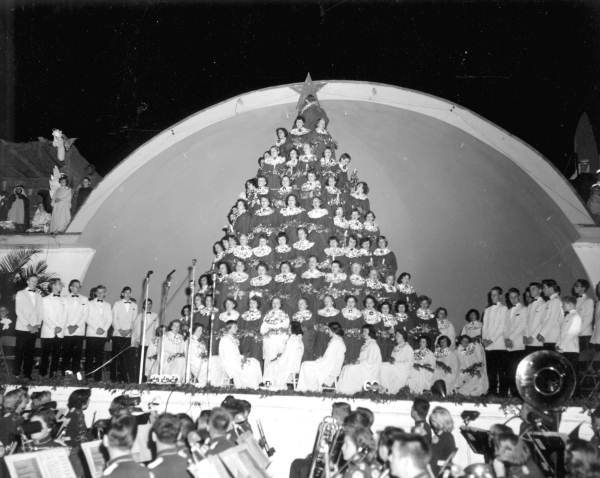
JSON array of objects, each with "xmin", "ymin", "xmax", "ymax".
[{"xmin": 308, "ymin": 416, "xmax": 344, "ymax": 478}]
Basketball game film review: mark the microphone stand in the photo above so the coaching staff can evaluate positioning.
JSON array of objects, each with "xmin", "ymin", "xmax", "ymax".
[
  {"xmin": 206, "ymin": 262, "xmax": 218, "ymax": 386},
  {"xmin": 138, "ymin": 270, "xmax": 153, "ymax": 384},
  {"xmin": 158, "ymin": 325, "xmax": 166, "ymax": 375},
  {"xmin": 184, "ymin": 259, "xmax": 197, "ymax": 384}
]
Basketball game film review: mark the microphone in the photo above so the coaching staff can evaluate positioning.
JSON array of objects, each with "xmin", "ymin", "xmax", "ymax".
[
  {"xmin": 166, "ymin": 269, "xmax": 176, "ymax": 279},
  {"xmin": 146, "ymin": 270, "xmax": 154, "ymax": 278},
  {"xmin": 192, "ymin": 259, "xmax": 197, "ymax": 266}
]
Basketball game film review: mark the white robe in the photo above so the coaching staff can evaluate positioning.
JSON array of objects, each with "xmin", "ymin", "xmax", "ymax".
[
  {"xmin": 267, "ymin": 334, "xmax": 304, "ymax": 390},
  {"xmin": 162, "ymin": 331, "xmax": 186, "ymax": 380},
  {"xmin": 379, "ymin": 343, "xmax": 414, "ymax": 394},
  {"xmin": 297, "ymin": 335, "xmax": 346, "ymax": 392},
  {"xmin": 145, "ymin": 338, "xmax": 160, "ymax": 377},
  {"xmin": 261, "ymin": 310, "xmax": 290, "ymax": 383},
  {"xmin": 218, "ymin": 334, "xmax": 262, "ymax": 389},
  {"xmin": 432, "ymin": 348, "xmax": 459, "ymax": 394},
  {"xmin": 337, "ymin": 338, "xmax": 382, "ymax": 395},
  {"xmin": 456, "ymin": 343, "xmax": 488, "ymax": 396},
  {"xmin": 407, "ymin": 348, "xmax": 436, "ymax": 394},
  {"xmin": 189, "ymin": 336, "xmax": 208, "ymax": 387}
]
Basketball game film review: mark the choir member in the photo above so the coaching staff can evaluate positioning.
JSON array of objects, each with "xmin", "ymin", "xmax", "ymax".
[
  {"xmin": 539, "ymin": 279, "xmax": 562, "ymax": 350},
  {"xmin": 297, "ymin": 322, "xmax": 346, "ymax": 392},
  {"xmin": 289, "ymin": 116, "xmax": 310, "ymax": 149},
  {"xmin": 232, "ymin": 233, "xmax": 253, "ymax": 266},
  {"xmin": 63, "ymin": 279, "xmax": 88, "ymax": 374},
  {"xmin": 215, "ymin": 298, "xmax": 240, "ymax": 353},
  {"xmin": 525, "ymin": 282, "xmax": 545, "ymax": 352},
  {"xmin": 557, "ymin": 296, "xmax": 582, "ymax": 372},
  {"xmin": 482, "ymin": 286, "xmax": 509, "ymax": 396},
  {"xmin": 378, "ymin": 301, "xmax": 397, "ymax": 361},
  {"xmin": 14, "ymin": 275, "xmax": 43, "ymax": 379},
  {"xmin": 189, "ymin": 323, "xmax": 208, "ymax": 386},
  {"xmin": 293, "ymin": 297, "xmax": 316, "ymax": 360},
  {"xmin": 306, "ymin": 196, "xmax": 331, "ymax": 251},
  {"xmin": 337, "ymin": 324, "xmax": 382, "ymax": 395},
  {"xmin": 111, "ymin": 286, "xmax": 137, "ymax": 382},
  {"xmin": 275, "ymin": 127, "xmax": 289, "ymax": 152},
  {"xmin": 300, "ymin": 255, "xmax": 324, "ymax": 312},
  {"xmin": 349, "ymin": 181, "xmax": 370, "ymax": 215},
  {"xmin": 435, "ymin": 307, "xmax": 456, "ymax": 348},
  {"xmin": 261, "ymin": 297, "xmax": 291, "ymax": 384},
  {"xmin": 460, "ymin": 308, "xmax": 482, "ymax": 340},
  {"xmin": 40, "ymin": 278, "xmax": 66, "ymax": 378},
  {"xmin": 362, "ymin": 211, "xmax": 380, "ymax": 244},
  {"xmin": 315, "ymin": 294, "xmax": 341, "ymax": 356},
  {"xmin": 432, "ymin": 335, "xmax": 458, "ymax": 395},
  {"xmin": 456, "ymin": 335, "xmax": 488, "ymax": 396},
  {"xmin": 573, "ymin": 279, "xmax": 594, "ymax": 363},
  {"xmin": 373, "ymin": 236, "xmax": 398, "ymax": 278},
  {"xmin": 395, "ymin": 301, "xmax": 410, "ymax": 335},
  {"xmin": 273, "ymin": 261, "xmax": 299, "ymax": 314},
  {"xmin": 49, "ymin": 175, "xmax": 72, "ymax": 233},
  {"xmin": 380, "ymin": 330, "xmax": 414, "ymax": 394},
  {"xmin": 340, "ymin": 295, "xmax": 364, "ymax": 363},
  {"xmin": 86, "ymin": 285, "xmax": 112, "ymax": 381},
  {"xmin": 333, "ymin": 205, "xmax": 349, "ymax": 239},
  {"xmin": 396, "ymin": 272, "xmax": 418, "ymax": 312},
  {"xmin": 239, "ymin": 297, "xmax": 263, "ymax": 362},
  {"xmin": 162, "ymin": 319, "xmax": 186, "ymax": 381},
  {"xmin": 409, "ymin": 295, "xmax": 438, "ymax": 350},
  {"xmin": 592, "ymin": 281, "xmax": 600, "ymax": 347},
  {"xmin": 248, "ymin": 262, "xmax": 272, "ymax": 313},
  {"xmin": 268, "ymin": 321, "xmax": 305, "ymax": 390},
  {"xmin": 273, "ymin": 232, "xmax": 293, "ymax": 269},
  {"xmin": 219, "ymin": 321, "xmax": 262, "ymax": 389},
  {"xmin": 299, "ymin": 170, "xmax": 321, "ymax": 210},
  {"xmin": 505, "ymin": 288, "xmax": 527, "ymax": 396},
  {"xmin": 407, "ymin": 336, "xmax": 436, "ymax": 394},
  {"xmin": 280, "ymin": 195, "xmax": 305, "ymax": 246},
  {"xmin": 132, "ymin": 299, "xmax": 158, "ymax": 380}
]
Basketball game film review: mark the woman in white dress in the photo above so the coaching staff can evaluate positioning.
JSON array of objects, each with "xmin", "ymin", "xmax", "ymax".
[
  {"xmin": 407, "ymin": 336, "xmax": 436, "ymax": 394},
  {"xmin": 261, "ymin": 297, "xmax": 291, "ymax": 384},
  {"xmin": 435, "ymin": 307, "xmax": 456, "ymax": 348},
  {"xmin": 189, "ymin": 323, "xmax": 208, "ymax": 386},
  {"xmin": 379, "ymin": 330, "xmax": 414, "ymax": 394},
  {"xmin": 455, "ymin": 335, "xmax": 488, "ymax": 396},
  {"xmin": 268, "ymin": 321, "xmax": 305, "ymax": 390},
  {"xmin": 297, "ymin": 322, "xmax": 346, "ymax": 392},
  {"xmin": 432, "ymin": 335, "xmax": 459, "ymax": 395},
  {"xmin": 144, "ymin": 327, "xmax": 164, "ymax": 378},
  {"xmin": 218, "ymin": 321, "xmax": 262, "ymax": 389},
  {"xmin": 162, "ymin": 320, "xmax": 186, "ymax": 381},
  {"xmin": 337, "ymin": 324, "xmax": 383, "ymax": 395},
  {"xmin": 460, "ymin": 308, "xmax": 483, "ymax": 341},
  {"xmin": 50, "ymin": 175, "xmax": 72, "ymax": 233}
]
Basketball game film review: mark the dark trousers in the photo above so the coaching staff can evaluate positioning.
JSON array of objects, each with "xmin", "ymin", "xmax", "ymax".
[
  {"xmin": 579, "ymin": 336, "xmax": 592, "ymax": 368},
  {"xmin": 85, "ymin": 337, "xmax": 106, "ymax": 381},
  {"xmin": 507, "ymin": 350, "xmax": 526, "ymax": 396},
  {"xmin": 13, "ymin": 330, "xmax": 37, "ymax": 378},
  {"xmin": 110, "ymin": 337, "xmax": 132, "ymax": 382},
  {"xmin": 543, "ymin": 342, "xmax": 556, "ymax": 351},
  {"xmin": 289, "ymin": 457, "xmax": 310, "ymax": 478},
  {"xmin": 62, "ymin": 336, "xmax": 84, "ymax": 373},
  {"xmin": 525, "ymin": 345, "xmax": 542, "ymax": 355},
  {"xmin": 39, "ymin": 337, "xmax": 62, "ymax": 377},
  {"xmin": 485, "ymin": 350, "xmax": 508, "ymax": 396}
]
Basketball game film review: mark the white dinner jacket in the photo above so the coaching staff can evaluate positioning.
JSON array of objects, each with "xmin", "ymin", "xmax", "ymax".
[
  {"xmin": 86, "ymin": 299, "xmax": 112, "ymax": 338},
  {"xmin": 15, "ymin": 288, "xmax": 43, "ymax": 332},
  {"xmin": 526, "ymin": 296, "xmax": 546, "ymax": 347},
  {"xmin": 540, "ymin": 294, "xmax": 562, "ymax": 343},
  {"xmin": 112, "ymin": 299, "xmax": 138, "ymax": 337},
  {"xmin": 64, "ymin": 293, "xmax": 89, "ymax": 337},
  {"xmin": 576, "ymin": 295, "xmax": 594, "ymax": 337},
  {"xmin": 558, "ymin": 311, "xmax": 582, "ymax": 353},
  {"xmin": 505, "ymin": 303, "xmax": 527, "ymax": 351},
  {"xmin": 482, "ymin": 303, "xmax": 509, "ymax": 350},
  {"xmin": 41, "ymin": 295, "xmax": 67, "ymax": 339}
]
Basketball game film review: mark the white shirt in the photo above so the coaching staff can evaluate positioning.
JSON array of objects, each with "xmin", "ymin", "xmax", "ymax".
[
  {"xmin": 41, "ymin": 295, "xmax": 67, "ymax": 339},
  {"xmin": 505, "ymin": 304, "xmax": 527, "ymax": 351},
  {"xmin": 112, "ymin": 299, "xmax": 138, "ymax": 337},
  {"xmin": 482, "ymin": 303, "xmax": 509, "ymax": 350},
  {"xmin": 540, "ymin": 293, "xmax": 562, "ymax": 344},
  {"xmin": 320, "ymin": 335, "xmax": 347, "ymax": 384},
  {"xmin": 64, "ymin": 293, "xmax": 89, "ymax": 337},
  {"xmin": 86, "ymin": 298, "xmax": 112, "ymax": 337},
  {"xmin": 576, "ymin": 295, "xmax": 594, "ymax": 336},
  {"xmin": 558, "ymin": 311, "xmax": 582, "ymax": 353},
  {"xmin": 132, "ymin": 312, "xmax": 159, "ymax": 347},
  {"xmin": 15, "ymin": 288, "xmax": 43, "ymax": 332},
  {"xmin": 526, "ymin": 296, "xmax": 546, "ymax": 347}
]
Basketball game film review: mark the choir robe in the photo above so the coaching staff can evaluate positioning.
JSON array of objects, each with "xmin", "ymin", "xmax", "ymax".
[
  {"xmin": 456, "ymin": 343, "xmax": 488, "ymax": 396},
  {"xmin": 365, "ymin": 279, "xmax": 386, "ymax": 304},
  {"xmin": 297, "ymin": 334, "xmax": 346, "ymax": 391},
  {"xmin": 248, "ymin": 275, "xmax": 273, "ymax": 313},
  {"xmin": 291, "ymin": 239, "xmax": 320, "ymax": 271},
  {"xmin": 233, "ymin": 211, "xmax": 252, "ymax": 237},
  {"xmin": 332, "ymin": 216, "xmax": 349, "ymax": 240},
  {"xmin": 347, "ymin": 193, "xmax": 370, "ymax": 216},
  {"xmin": 218, "ymin": 334, "xmax": 262, "ymax": 389},
  {"xmin": 305, "ymin": 208, "xmax": 332, "ymax": 251},
  {"xmin": 272, "ymin": 244, "xmax": 294, "ymax": 270},
  {"xmin": 337, "ymin": 338, "xmax": 382, "ymax": 395},
  {"xmin": 408, "ymin": 310, "xmax": 439, "ymax": 350},
  {"xmin": 144, "ymin": 337, "xmax": 160, "ymax": 377},
  {"xmin": 362, "ymin": 309, "xmax": 383, "ymax": 340},
  {"xmin": 278, "ymin": 207, "xmax": 306, "ymax": 244},
  {"xmin": 273, "ymin": 272, "xmax": 300, "ymax": 314},
  {"xmin": 289, "ymin": 129, "xmax": 311, "ymax": 150},
  {"xmin": 251, "ymin": 245, "xmax": 275, "ymax": 271},
  {"xmin": 251, "ymin": 209, "xmax": 278, "ymax": 245},
  {"xmin": 332, "ymin": 165, "xmax": 351, "ymax": 192},
  {"xmin": 380, "ymin": 342, "xmax": 414, "ymax": 394},
  {"xmin": 299, "ymin": 180, "xmax": 322, "ymax": 211},
  {"xmin": 231, "ymin": 246, "xmax": 254, "ymax": 270},
  {"xmin": 263, "ymin": 157, "xmax": 286, "ymax": 189},
  {"xmin": 339, "ymin": 307, "xmax": 364, "ymax": 364},
  {"xmin": 309, "ymin": 129, "xmax": 336, "ymax": 159},
  {"xmin": 162, "ymin": 332, "xmax": 186, "ymax": 381},
  {"xmin": 189, "ymin": 336, "xmax": 208, "ymax": 386},
  {"xmin": 372, "ymin": 249, "xmax": 398, "ymax": 278},
  {"xmin": 436, "ymin": 319, "xmax": 457, "ymax": 348},
  {"xmin": 407, "ymin": 348, "xmax": 436, "ymax": 394},
  {"xmin": 299, "ymin": 269, "xmax": 325, "ymax": 314},
  {"xmin": 267, "ymin": 334, "xmax": 304, "ymax": 390},
  {"xmin": 432, "ymin": 347, "xmax": 459, "ymax": 394},
  {"xmin": 460, "ymin": 320, "xmax": 483, "ymax": 340},
  {"xmin": 378, "ymin": 313, "xmax": 398, "ymax": 361},
  {"xmin": 380, "ymin": 284, "xmax": 400, "ymax": 307},
  {"xmin": 238, "ymin": 310, "xmax": 262, "ymax": 361},
  {"xmin": 323, "ymin": 186, "xmax": 347, "ymax": 215},
  {"xmin": 315, "ymin": 307, "xmax": 341, "ymax": 357},
  {"xmin": 226, "ymin": 273, "xmax": 251, "ymax": 313},
  {"xmin": 271, "ymin": 185, "xmax": 295, "ymax": 210},
  {"xmin": 323, "ymin": 272, "xmax": 350, "ymax": 309},
  {"xmin": 362, "ymin": 222, "xmax": 380, "ymax": 245},
  {"xmin": 292, "ymin": 310, "xmax": 316, "ymax": 360},
  {"xmin": 395, "ymin": 313, "xmax": 410, "ymax": 337},
  {"xmin": 261, "ymin": 309, "xmax": 290, "ymax": 383},
  {"xmin": 212, "ymin": 310, "xmax": 240, "ymax": 355},
  {"xmin": 346, "ymin": 274, "xmax": 367, "ymax": 305},
  {"xmin": 396, "ymin": 285, "xmax": 419, "ymax": 313},
  {"xmin": 299, "ymin": 102, "xmax": 329, "ymax": 130}
]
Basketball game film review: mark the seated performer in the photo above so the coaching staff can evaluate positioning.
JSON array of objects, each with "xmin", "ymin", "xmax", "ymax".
[
  {"xmin": 407, "ymin": 336, "xmax": 436, "ymax": 394},
  {"xmin": 189, "ymin": 323, "xmax": 208, "ymax": 386},
  {"xmin": 380, "ymin": 330, "xmax": 414, "ymax": 394},
  {"xmin": 267, "ymin": 321, "xmax": 305, "ymax": 390},
  {"xmin": 432, "ymin": 335, "xmax": 459, "ymax": 395},
  {"xmin": 455, "ymin": 335, "xmax": 488, "ymax": 396},
  {"xmin": 261, "ymin": 297, "xmax": 291, "ymax": 384},
  {"xmin": 218, "ymin": 321, "xmax": 262, "ymax": 389},
  {"xmin": 297, "ymin": 322, "xmax": 346, "ymax": 392},
  {"xmin": 337, "ymin": 324, "xmax": 383, "ymax": 395},
  {"xmin": 163, "ymin": 320, "xmax": 186, "ymax": 381}
]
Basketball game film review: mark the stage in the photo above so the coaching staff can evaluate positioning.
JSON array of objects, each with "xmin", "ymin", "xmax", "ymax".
[{"xmin": 7, "ymin": 384, "xmax": 593, "ymax": 477}]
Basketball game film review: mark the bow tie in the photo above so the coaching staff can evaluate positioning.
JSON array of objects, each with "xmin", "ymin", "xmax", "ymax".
[
  {"xmin": 124, "ymin": 301, "xmax": 131, "ymax": 304},
  {"xmin": 97, "ymin": 299, "xmax": 103, "ymax": 302},
  {"xmin": 28, "ymin": 289, "xmax": 36, "ymax": 292},
  {"xmin": 53, "ymin": 294, "xmax": 61, "ymax": 297},
  {"xmin": 71, "ymin": 294, "xmax": 79, "ymax": 297}
]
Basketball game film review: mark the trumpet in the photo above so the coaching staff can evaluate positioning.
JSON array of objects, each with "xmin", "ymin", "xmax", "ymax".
[
  {"xmin": 309, "ymin": 416, "xmax": 344, "ymax": 478},
  {"xmin": 257, "ymin": 420, "xmax": 275, "ymax": 457}
]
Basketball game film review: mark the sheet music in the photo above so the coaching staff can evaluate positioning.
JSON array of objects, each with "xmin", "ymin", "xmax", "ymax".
[{"xmin": 4, "ymin": 448, "xmax": 76, "ymax": 478}]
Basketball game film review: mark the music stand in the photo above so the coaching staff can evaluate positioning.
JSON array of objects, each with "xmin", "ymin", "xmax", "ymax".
[
  {"xmin": 522, "ymin": 430, "xmax": 567, "ymax": 477},
  {"xmin": 460, "ymin": 426, "xmax": 493, "ymax": 458}
]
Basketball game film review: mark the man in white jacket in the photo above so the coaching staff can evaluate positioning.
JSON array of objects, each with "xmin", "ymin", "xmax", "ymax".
[
  {"xmin": 482, "ymin": 287, "xmax": 509, "ymax": 396},
  {"xmin": 557, "ymin": 296, "xmax": 582, "ymax": 375},
  {"xmin": 40, "ymin": 278, "xmax": 66, "ymax": 378},
  {"xmin": 14, "ymin": 275, "xmax": 43, "ymax": 379},
  {"xmin": 63, "ymin": 279, "xmax": 89, "ymax": 375},
  {"xmin": 573, "ymin": 279, "xmax": 594, "ymax": 367},
  {"xmin": 539, "ymin": 279, "xmax": 562, "ymax": 350},
  {"xmin": 505, "ymin": 287, "xmax": 527, "ymax": 397},
  {"xmin": 111, "ymin": 286, "xmax": 137, "ymax": 382},
  {"xmin": 85, "ymin": 285, "xmax": 112, "ymax": 381},
  {"xmin": 525, "ymin": 282, "xmax": 545, "ymax": 353}
]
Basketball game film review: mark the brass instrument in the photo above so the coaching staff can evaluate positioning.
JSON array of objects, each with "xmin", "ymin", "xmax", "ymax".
[{"xmin": 309, "ymin": 416, "xmax": 344, "ymax": 478}]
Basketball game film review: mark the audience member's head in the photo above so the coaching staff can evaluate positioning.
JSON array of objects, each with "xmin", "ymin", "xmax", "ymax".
[
  {"xmin": 494, "ymin": 433, "xmax": 531, "ymax": 466},
  {"xmin": 67, "ymin": 388, "xmax": 91, "ymax": 411},
  {"xmin": 411, "ymin": 398, "xmax": 430, "ymax": 422},
  {"xmin": 565, "ymin": 438, "xmax": 600, "ymax": 478},
  {"xmin": 389, "ymin": 433, "xmax": 431, "ymax": 478},
  {"xmin": 378, "ymin": 426, "xmax": 405, "ymax": 463},
  {"xmin": 208, "ymin": 407, "xmax": 232, "ymax": 438},
  {"xmin": 30, "ymin": 391, "xmax": 51, "ymax": 411},
  {"xmin": 332, "ymin": 402, "xmax": 351, "ymax": 425},
  {"xmin": 3, "ymin": 389, "xmax": 28, "ymax": 415},
  {"xmin": 151, "ymin": 413, "xmax": 180, "ymax": 450},
  {"xmin": 429, "ymin": 406, "xmax": 454, "ymax": 435},
  {"xmin": 103, "ymin": 414, "xmax": 137, "ymax": 457},
  {"xmin": 341, "ymin": 425, "xmax": 376, "ymax": 463}
]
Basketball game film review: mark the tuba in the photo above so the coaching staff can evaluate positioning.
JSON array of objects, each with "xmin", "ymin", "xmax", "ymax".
[{"xmin": 309, "ymin": 416, "xmax": 344, "ymax": 478}]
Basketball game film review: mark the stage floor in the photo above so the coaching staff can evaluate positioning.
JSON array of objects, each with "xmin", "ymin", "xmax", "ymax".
[{"xmin": 7, "ymin": 384, "xmax": 593, "ymax": 477}]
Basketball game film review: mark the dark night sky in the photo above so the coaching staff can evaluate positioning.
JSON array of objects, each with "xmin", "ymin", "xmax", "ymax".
[{"xmin": 10, "ymin": 0, "xmax": 600, "ymax": 176}]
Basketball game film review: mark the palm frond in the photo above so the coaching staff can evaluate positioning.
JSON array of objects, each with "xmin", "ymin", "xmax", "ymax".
[{"xmin": 0, "ymin": 248, "xmax": 40, "ymax": 276}]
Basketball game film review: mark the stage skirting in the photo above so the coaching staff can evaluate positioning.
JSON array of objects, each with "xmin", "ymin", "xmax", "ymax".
[{"xmin": 10, "ymin": 386, "xmax": 593, "ymax": 477}]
